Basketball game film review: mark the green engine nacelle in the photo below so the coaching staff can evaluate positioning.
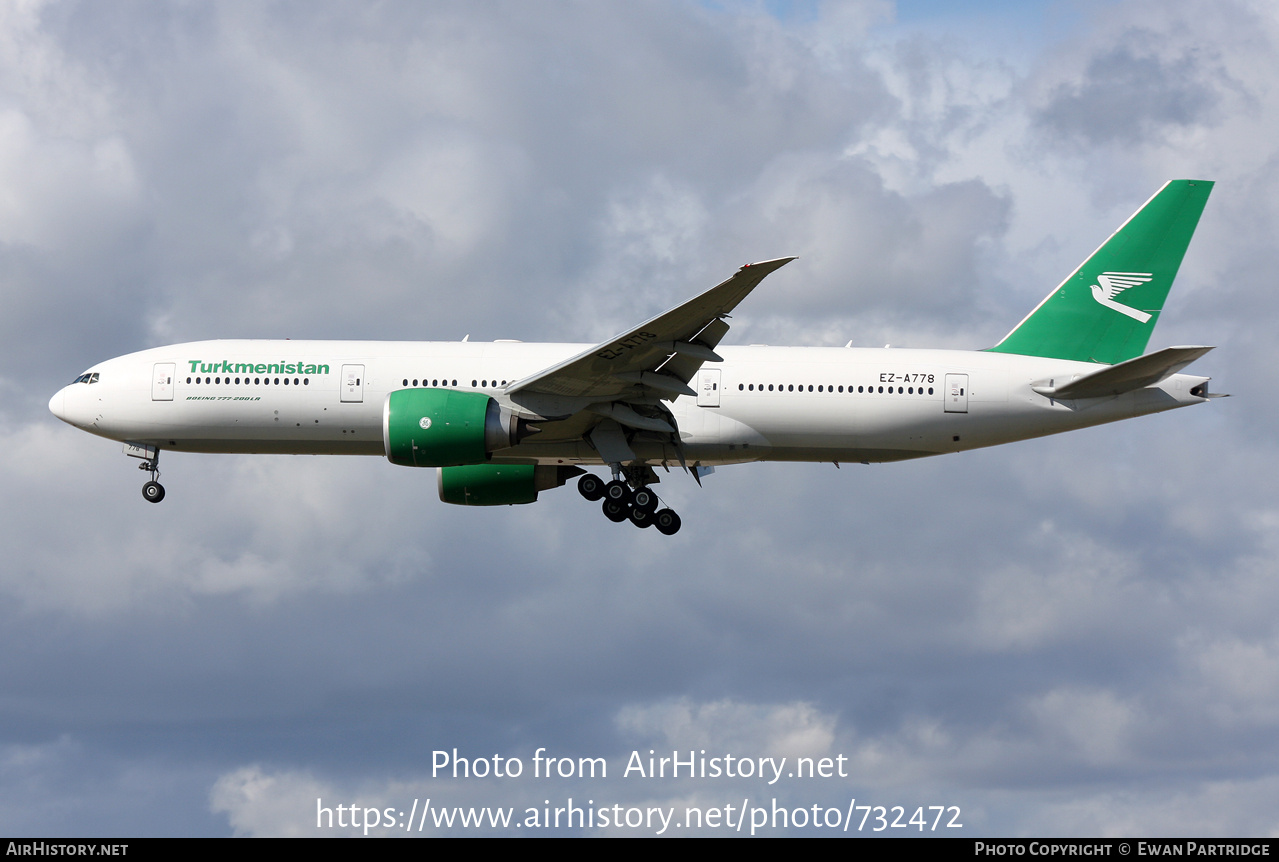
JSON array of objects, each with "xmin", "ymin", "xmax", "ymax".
[
  {"xmin": 384, "ymin": 388, "xmax": 520, "ymax": 467},
  {"xmin": 438, "ymin": 464, "xmax": 585, "ymax": 506}
]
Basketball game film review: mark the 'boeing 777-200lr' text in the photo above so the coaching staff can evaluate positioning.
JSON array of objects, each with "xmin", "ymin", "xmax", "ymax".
[{"xmin": 51, "ymin": 180, "xmax": 1222, "ymax": 535}]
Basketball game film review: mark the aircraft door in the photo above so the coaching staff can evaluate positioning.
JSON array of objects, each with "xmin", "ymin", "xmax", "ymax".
[
  {"xmin": 341, "ymin": 364, "xmax": 365, "ymax": 403},
  {"xmin": 697, "ymin": 368, "xmax": 721, "ymax": 407},
  {"xmin": 944, "ymin": 373, "xmax": 968, "ymax": 413},
  {"xmin": 151, "ymin": 363, "xmax": 175, "ymax": 401}
]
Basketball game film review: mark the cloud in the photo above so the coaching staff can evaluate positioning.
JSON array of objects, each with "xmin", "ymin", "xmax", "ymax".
[
  {"xmin": 4, "ymin": 0, "xmax": 1278, "ymax": 839},
  {"xmin": 212, "ymin": 766, "xmax": 335, "ymax": 838},
  {"xmin": 616, "ymin": 698, "xmax": 837, "ymax": 757},
  {"xmin": 208, "ymin": 697, "xmax": 850, "ymax": 836},
  {"xmin": 1034, "ymin": 39, "xmax": 1227, "ymax": 146}
]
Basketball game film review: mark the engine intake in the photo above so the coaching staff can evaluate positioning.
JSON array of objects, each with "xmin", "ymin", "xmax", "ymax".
[{"xmin": 383, "ymin": 388, "xmax": 533, "ymax": 467}]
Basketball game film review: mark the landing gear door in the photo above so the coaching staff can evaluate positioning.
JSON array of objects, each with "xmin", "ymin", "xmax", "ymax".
[
  {"xmin": 944, "ymin": 373, "xmax": 968, "ymax": 413},
  {"xmin": 697, "ymin": 368, "xmax": 721, "ymax": 407},
  {"xmin": 151, "ymin": 363, "xmax": 175, "ymax": 401},
  {"xmin": 341, "ymin": 364, "xmax": 365, "ymax": 403}
]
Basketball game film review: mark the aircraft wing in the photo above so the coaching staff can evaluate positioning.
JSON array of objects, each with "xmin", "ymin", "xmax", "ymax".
[{"xmin": 507, "ymin": 257, "xmax": 795, "ymax": 403}]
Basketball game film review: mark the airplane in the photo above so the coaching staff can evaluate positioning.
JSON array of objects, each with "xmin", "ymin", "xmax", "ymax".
[{"xmin": 49, "ymin": 179, "xmax": 1221, "ymax": 535}]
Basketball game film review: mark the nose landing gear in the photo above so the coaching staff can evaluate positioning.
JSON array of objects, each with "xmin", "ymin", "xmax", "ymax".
[
  {"xmin": 138, "ymin": 456, "xmax": 165, "ymax": 503},
  {"xmin": 124, "ymin": 442, "xmax": 166, "ymax": 503},
  {"xmin": 142, "ymin": 477, "xmax": 165, "ymax": 503}
]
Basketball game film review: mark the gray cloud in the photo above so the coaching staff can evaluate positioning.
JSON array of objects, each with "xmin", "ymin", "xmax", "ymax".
[{"xmin": 1035, "ymin": 39, "xmax": 1226, "ymax": 146}]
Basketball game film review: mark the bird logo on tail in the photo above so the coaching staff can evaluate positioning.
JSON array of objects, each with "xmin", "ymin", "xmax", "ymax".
[{"xmin": 1091, "ymin": 272, "xmax": 1154, "ymax": 322}]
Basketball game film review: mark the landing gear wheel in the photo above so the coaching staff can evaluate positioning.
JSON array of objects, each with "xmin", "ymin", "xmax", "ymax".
[
  {"xmin": 142, "ymin": 481, "xmax": 166, "ymax": 503},
  {"xmin": 602, "ymin": 499, "xmax": 630, "ymax": 522},
  {"xmin": 628, "ymin": 505, "xmax": 653, "ymax": 528},
  {"xmin": 632, "ymin": 487, "xmax": 658, "ymax": 513},
  {"xmin": 578, "ymin": 473, "xmax": 605, "ymax": 501},
  {"xmin": 604, "ymin": 480, "xmax": 633, "ymax": 506},
  {"xmin": 654, "ymin": 508, "xmax": 681, "ymax": 535}
]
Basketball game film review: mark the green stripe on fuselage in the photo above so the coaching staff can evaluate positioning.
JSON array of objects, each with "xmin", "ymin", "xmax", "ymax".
[{"xmin": 989, "ymin": 180, "xmax": 1213, "ymax": 365}]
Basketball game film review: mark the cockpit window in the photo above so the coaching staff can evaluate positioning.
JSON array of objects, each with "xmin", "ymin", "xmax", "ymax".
[{"xmin": 71, "ymin": 372, "xmax": 100, "ymax": 384}]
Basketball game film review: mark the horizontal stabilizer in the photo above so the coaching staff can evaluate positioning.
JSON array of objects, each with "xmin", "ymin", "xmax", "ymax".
[{"xmin": 1032, "ymin": 345, "xmax": 1214, "ymax": 399}]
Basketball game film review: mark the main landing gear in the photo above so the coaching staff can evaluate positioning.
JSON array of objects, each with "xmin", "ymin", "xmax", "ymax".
[{"xmin": 577, "ymin": 470, "xmax": 681, "ymax": 535}]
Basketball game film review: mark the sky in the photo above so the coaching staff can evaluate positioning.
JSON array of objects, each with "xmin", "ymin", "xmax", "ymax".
[{"xmin": 2, "ymin": 0, "xmax": 1277, "ymax": 837}]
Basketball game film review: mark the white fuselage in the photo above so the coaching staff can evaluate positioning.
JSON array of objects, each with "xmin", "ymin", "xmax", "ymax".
[{"xmin": 48, "ymin": 339, "xmax": 1210, "ymax": 469}]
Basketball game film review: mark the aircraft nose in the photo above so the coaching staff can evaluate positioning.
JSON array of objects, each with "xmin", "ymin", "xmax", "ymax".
[{"xmin": 49, "ymin": 387, "xmax": 67, "ymax": 422}]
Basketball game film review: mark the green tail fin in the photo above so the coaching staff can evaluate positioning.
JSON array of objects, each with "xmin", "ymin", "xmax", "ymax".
[{"xmin": 989, "ymin": 179, "xmax": 1213, "ymax": 365}]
